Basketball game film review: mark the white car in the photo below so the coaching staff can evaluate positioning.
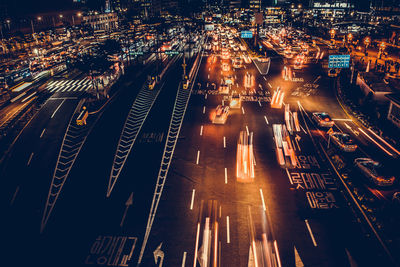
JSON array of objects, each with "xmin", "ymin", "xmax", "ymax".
[
  {"xmin": 329, "ymin": 132, "xmax": 357, "ymax": 152},
  {"xmin": 312, "ymin": 112, "xmax": 334, "ymax": 128},
  {"xmin": 212, "ymin": 105, "xmax": 229, "ymax": 124},
  {"xmin": 354, "ymin": 158, "xmax": 395, "ymax": 187}
]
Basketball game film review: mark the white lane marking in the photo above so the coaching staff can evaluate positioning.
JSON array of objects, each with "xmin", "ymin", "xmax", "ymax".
[
  {"xmin": 285, "ymin": 168, "xmax": 293, "ymax": 185},
  {"xmin": 242, "ymin": 107, "xmax": 245, "ymax": 114},
  {"xmin": 205, "ymin": 94, "xmax": 208, "ymax": 100},
  {"xmin": 200, "ymin": 125, "xmax": 203, "ymax": 136},
  {"xmin": 223, "ymin": 136, "xmax": 226, "ymax": 148},
  {"xmin": 358, "ymin": 128, "xmax": 393, "ymax": 157},
  {"xmin": 10, "ymin": 186, "xmax": 20, "ymax": 206},
  {"xmin": 190, "ymin": 189, "xmax": 195, "ymax": 210},
  {"xmin": 258, "ymin": 101, "xmax": 262, "ymax": 107},
  {"xmin": 219, "ymin": 205, "xmax": 222, "ymax": 218},
  {"xmin": 196, "ymin": 150, "xmax": 200, "ymax": 165},
  {"xmin": 224, "ymin": 168, "xmax": 228, "ymax": 184},
  {"xmin": 21, "ymin": 92, "xmax": 36, "ymax": 102},
  {"xmin": 182, "ymin": 251, "xmax": 187, "ymax": 267},
  {"xmin": 367, "ymin": 128, "xmax": 400, "ymax": 156},
  {"xmin": 305, "ymin": 219, "xmax": 318, "ymax": 247},
  {"xmin": 268, "ymin": 83, "xmax": 272, "ymax": 88},
  {"xmin": 274, "ymin": 240, "xmax": 282, "ymax": 267},
  {"xmin": 246, "ymin": 125, "xmax": 249, "ymax": 136},
  {"xmin": 264, "ymin": 116, "xmax": 269, "ymax": 125},
  {"xmin": 11, "ymin": 92, "xmax": 26, "ymax": 103},
  {"xmin": 40, "ymin": 128, "xmax": 46, "ymax": 138},
  {"xmin": 193, "ymin": 223, "xmax": 201, "ymax": 267},
  {"xmin": 27, "ymin": 152, "xmax": 34, "ymax": 166},
  {"xmin": 203, "ymin": 106, "xmax": 206, "ymax": 114},
  {"xmin": 51, "ymin": 99, "xmax": 65, "ymax": 118},
  {"xmin": 226, "ymin": 216, "xmax": 231, "ymax": 244},
  {"xmin": 263, "ymin": 76, "xmax": 267, "ymax": 81},
  {"xmin": 208, "ymin": 74, "xmax": 210, "ymax": 79},
  {"xmin": 332, "ymin": 118, "xmax": 353, "ymax": 121},
  {"xmin": 260, "ymin": 189, "xmax": 266, "ymax": 211}
]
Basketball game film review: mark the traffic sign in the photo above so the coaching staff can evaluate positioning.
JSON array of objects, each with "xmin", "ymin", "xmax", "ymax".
[
  {"xmin": 130, "ymin": 51, "xmax": 144, "ymax": 55},
  {"xmin": 328, "ymin": 55, "xmax": 350, "ymax": 68},
  {"xmin": 165, "ymin": 51, "xmax": 179, "ymax": 55},
  {"xmin": 241, "ymin": 31, "xmax": 253, "ymax": 39}
]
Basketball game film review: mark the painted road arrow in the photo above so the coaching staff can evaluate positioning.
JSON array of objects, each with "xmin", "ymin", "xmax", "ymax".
[
  {"xmin": 120, "ymin": 192, "xmax": 133, "ymax": 227},
  {"xmin": 153, "ymin": 242, "xmax": 164, "ymax": 267}
]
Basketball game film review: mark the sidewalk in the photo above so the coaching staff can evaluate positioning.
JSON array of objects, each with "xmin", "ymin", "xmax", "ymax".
[{"xmin": 336, "ymin": 70, "xmax": 400, "ymax": 148}]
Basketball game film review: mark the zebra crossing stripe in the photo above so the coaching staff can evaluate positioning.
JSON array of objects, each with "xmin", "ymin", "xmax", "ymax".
[{"xmin": 67, "ymin": 80, "xmax": 80, "ymax": 92}]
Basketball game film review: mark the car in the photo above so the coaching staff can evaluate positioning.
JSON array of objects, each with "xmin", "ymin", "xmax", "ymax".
[
  {"xmin": 329, "ymin": 132, "xmax": 357, "ymax": 152},
  {"xmin": 354, "ymin": 158, "xmax": 395, "ymax": 187},
  {"xmin": 224, "ymin": 75, "xmax": 234, "ymax": 85},
  {"xmin": 212, "ymin": 105, "xmax": 229, "ymax": 124},
  {"xmin": 328, "ymin": 68, "xmax": 339, "ymax": 77},
  {"xmin": 393, "ymin": 192, "xmax": 400, "ymax": 205},
  {"xmin": 219, "ymin": 83, "xmax": 229, "ymax": 94},
  {"xmin": 222, "ymin": 63, "xmax": 229, "ymax": 72},
  {"xmin": 233, "ymin": 46, "xmax": 239, "ymax": 51},
  {"xmin": 312, "ymin": 112, "xmax": 334, "ymax": 127}
]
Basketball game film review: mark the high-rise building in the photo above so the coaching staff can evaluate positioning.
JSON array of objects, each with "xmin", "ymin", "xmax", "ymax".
[
  {"xmin": 249, "ymin": 0, "xmax": 261, "ymax": 12},
  {"xmin": 229, "ymin": 0, "xmax": 242, "ymax": 11}
]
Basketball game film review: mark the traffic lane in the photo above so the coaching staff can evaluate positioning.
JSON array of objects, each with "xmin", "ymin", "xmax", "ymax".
[
  {"xmin": 139, "ymin": 94, "xmax": 225, "ymax": 267},
  {"xmin": 242, "ymin": 101, "xmax": 355, "ymax": 267},
  {"xmin": 2, "ymin": 97, "xmax": 81, "ymax": 266},
  {"xmin": 35, "ymin": 60, "xmax": 185, "ymax": 267},
  {"xmin": 288, "ymin": 72, "xmax": 398, "ymax": 172},
  {"xmin": 1, "ymin": 61, "xmax": 163, "ymax": 266},
  {"xmin": 1, "ymin": 97, "xmax": 78, "ymax": 201},
  {"xmin": 144, "ymin": 93, "xmax": 270, "ymax": 267}
]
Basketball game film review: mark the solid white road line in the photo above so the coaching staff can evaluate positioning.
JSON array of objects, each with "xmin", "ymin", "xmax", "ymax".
[
  {"xmin": 10, "ymin": 186, "xmax": 20, "ymax": 206},
  {"xmin": 305, "ymin": 219, "xmax": 318, "ymax": 247},
  {"xmin": 190, "ymin": 189, "xmax": 195, "ymax": 210},
  {"xmin": 182, "ymin": 251, "xmax": 187, "ymax": 267},
  {"xmin": 193, "ymin": 223, "xmax": 201, "ymax": 267},
  {"xmin": 264, "ymin": 116, "xmax": 269, "ymax": 125},
  {"xmin": 246, "ymin": 125, "xmax": 249, "ymax": 136},
  {"xmin": 260, "ymin": 189, "xmax": 266, "ymax": 211},
  {"xmin": 27, "ymin": 152, "xmax": 34, "ymax": 166},
  {"xmin": 274, "ymin": 240, "xmax": 282, "ymax": 267},
  {"xmin": 40, "ymin": 128, "xmax": 46, "ymax": 138},
  {"xmin": 367, "ymin": 128, "xmax": 400, "ymax": 155},
  {"xmin": 203, "ymin": 106, "xmax": 206, "ymax": 114},
  {"xmin": 241, "ymin": 107, "xmax": 245, "ymax": 115},
  {"xmin": 196, "ymin": 150, "xmax": 200, "ymax": 165},
  {"xmin": 51, "ymin": 99, "xmax": 65, "ymax": 118},
  {"xmin": 21, "ymin": 92, "xmax": 36, "ymax": 102},
  {"xmin": 226, "ymin": 216, "xmax": 231, "ymax": 244},
  {"xmin": 200, "ymin": 125, "xmax": 203, "ymax": 136},
  {"xmin": 223, "ymin": 136, "xmax": 226, "ymax": 148},
  {"xmin": 224, "ymin": 168, "xmax": 228, "ymax": 184},
  {"xmin": 358, "ymin": 128, "xmax": 393, "ymax": 157}
]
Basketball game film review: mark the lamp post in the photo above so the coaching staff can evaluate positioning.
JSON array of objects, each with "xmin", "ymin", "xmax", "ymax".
[
  {"xmin": 364, "ymin": 37, "xmax": 370, "ymax": 54},
  {"xmin": 379, "ymin": 42, "xmax": 385, "ymax": 59}
]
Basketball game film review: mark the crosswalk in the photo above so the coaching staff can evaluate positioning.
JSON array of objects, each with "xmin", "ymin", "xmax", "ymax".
[{"xmin": 45, "ymin": 78, "xmax": 93, "ymax": 93}]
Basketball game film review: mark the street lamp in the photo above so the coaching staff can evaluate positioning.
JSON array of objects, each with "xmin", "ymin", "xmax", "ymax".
[
  {"xmin": 379, "ymin": 42, "xmax": 385, "ymax": 59},
  {"xmin": 347, "ymin": 33, "xmax": 353, "ymax": 43},
  {"xmin": 364, "ymin": 37, "xmax": 371, "ymax": 54},
  {"xmin": 329, "ymin": 29, "xmax": 336, "ymax": 39}
]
